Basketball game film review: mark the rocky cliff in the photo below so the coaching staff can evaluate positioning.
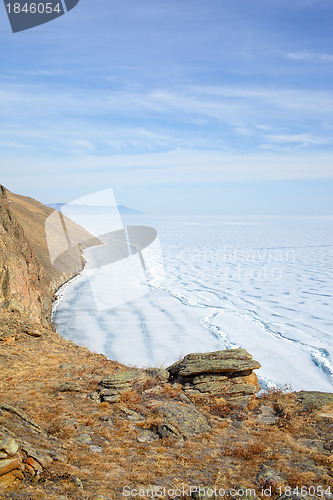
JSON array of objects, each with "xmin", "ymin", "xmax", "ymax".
[
  {"xmin": 0, "ymin": 186, "xmax": 48, "ymax": 324},
  {"xmin": 0, "ymin": 185, "xmax": 99, "ymax": 325}
]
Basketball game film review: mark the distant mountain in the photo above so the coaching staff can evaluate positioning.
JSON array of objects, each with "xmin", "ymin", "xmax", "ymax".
[
  {"xmin": 118, "ymin": 205, "xmax": 143, "ymax": 215},
  {"xmin": 46, "ymin": 203, "xmax": 143, "ymax": 215}
]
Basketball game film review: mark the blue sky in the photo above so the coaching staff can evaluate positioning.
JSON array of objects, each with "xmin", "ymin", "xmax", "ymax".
[{"xmin": 0, "ymin": 0, "xmax": 332, "ymax": 214}]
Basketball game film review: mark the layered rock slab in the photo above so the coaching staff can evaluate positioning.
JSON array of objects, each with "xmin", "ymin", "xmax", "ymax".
[
  {"xmin": 0, "ymin": 434, "xmax": 52, "ymax": 489},
  {"xmin": 98, "ymin": 370, "xmax": 148, "ymax": 403},
  {"xmin": 168, "ymin": 349, "xmax": 261, "ymax": 402},
  {"xmin": 168, "ymin": 349, "xmax": 261, "ymax": 377}
]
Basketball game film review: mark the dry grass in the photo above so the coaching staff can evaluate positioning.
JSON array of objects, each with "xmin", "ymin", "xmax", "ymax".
[
  {"xmin": 1, "ymin": 316, "xmax": 332, "ymax": 499},
  {"xmin": 224, "ymin": 441, "xmax": 266, "ymax": 460}
]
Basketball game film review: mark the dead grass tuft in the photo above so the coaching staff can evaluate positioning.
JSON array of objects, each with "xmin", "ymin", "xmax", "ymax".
[
  {"xmin": 120, "ymin": 388, "xmax": 142, "ymax": 405},
  {"xmin": 224, "ymin": 441, "xmax": 266, "ymax": 460}
]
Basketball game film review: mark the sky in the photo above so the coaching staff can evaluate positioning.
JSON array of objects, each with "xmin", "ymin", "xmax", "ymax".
[{"xmin": 0, "ymin": 0, "xmax": 333, "ymax": 214}]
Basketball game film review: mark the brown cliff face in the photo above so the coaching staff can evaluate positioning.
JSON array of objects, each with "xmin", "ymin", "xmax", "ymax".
[
  {"xmin": 0, "ymin": 186, "xmax": 49, "ymax": 324},
  {"xmin": 0, "ymin": 186, "xmax": 332, "ymax": 498},
  {"xmin": 0, "ymin": 185, "xmax": 100, "ymax": 325}
]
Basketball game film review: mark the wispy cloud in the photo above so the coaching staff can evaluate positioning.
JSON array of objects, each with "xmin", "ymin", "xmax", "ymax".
[
  {"xmin": 3, "ymin": 150, "xmax": 333, "ymax": 186},
  {"xmin": 286, "ymin": 52, "xmax": 333, "ymax": 63},
  {"xmin": 0, "ymin": 141, "xmax": 34, "ymax": 150},
  {"xmin": 1, "ymin": 0, "xmax": 333, "ymax": 213},
  {"xmin": 264, "ymin": 133, "xmax": 330, "ymax": 146},
  {"xmin": 0, "ymin": 82, "xmax": 332, "ymax": 159}
]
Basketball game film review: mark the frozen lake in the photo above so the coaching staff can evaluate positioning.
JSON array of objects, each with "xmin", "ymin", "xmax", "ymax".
[{"xmin": 53, "ymin": 215, "xmax": 333, "ymax": 392}]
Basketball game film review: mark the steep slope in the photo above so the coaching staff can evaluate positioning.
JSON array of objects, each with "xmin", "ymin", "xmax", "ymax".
[
  {"xmin": 0, "ymin": 186, "xmax": 48, "ymax": 324},
  {"xmin": 0, "ymin": 186, "xmax": 99, "ymax": 324}
]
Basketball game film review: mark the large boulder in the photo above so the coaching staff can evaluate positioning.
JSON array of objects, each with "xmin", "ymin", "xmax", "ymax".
[
  {"xmin": 156, "ymin": 402, "xmax": 211, "ymax": 439},
  {"xmin": 167, "ymin": 349, "xmax": 261, "ymax": 402},
  {"xmin": 168, "ymin": 349, "xmax": 261, "ymax": 377}
]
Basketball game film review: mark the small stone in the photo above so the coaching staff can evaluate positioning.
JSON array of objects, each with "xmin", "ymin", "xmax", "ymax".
[
  {"xmin": 137, "ymin": 430, "xmax": 159, "ymax": 443},
  {"xmin": 119, "ymin": 406, "xmax": 145, "ymax": 422},
  {"xmin": 99, "ymin": 415, "xmax": 115, "ymax": 426},
  {"xmin": 89, "ymin": 445, "xmax": 103, "ymax": 453},
  {"xmin": 184, "ymin": 388, "xmax": 201, "ymax": 396},
  {"xmin": 24, "ymin": 329, "xmax": 42, "ymax": 337},
  {"xmin": 178, "ymin": 393, "xmax": 193, "ymax": 404},
  {"xmin": 47, "ymin": 449, "xmax": 67, "ymax": 462},
  {"xmin": 257, "ymin": 464, "xmax": 283, "ymax": 489},
  {"xmin": 0, "ymin": 437, "xmax": 19, "ymax": 456},
  {"xmin": 71, "ymin": 476, "xmax": 83, "ymax": 489},
  {"xmin": 157, "ymin": 422, "xmax": 183, "ymax": 440},
  {"xmin": 256, "ymin": 405, "xmax": 279, "ymax": 424},
  {"xmin": 171, "ymin": 382, "xmax": 183, "ymax": 390},
  {"xmin": 0, "ymin": 452, "xmax": 8, "ymax": 459},
  {"xmin": 75, "ymin": 434, "xmax": 92, "ymax": 444},
  {"xmin": 143, "ymin": 385, "xmax": 164, "ymax": 396},
  {"xmin": 99, "ymin": 388, "xmax": 121, "ymax": 396},
  {"xmin": 228, "ymin": 395, "xmax": 252, "ymax": 409},
  {"xmin": 102, "ymin": 394, "xmax": 121, "ymax": 403},
  {"xmin": 324, "ymin": 440, "xmax": 333, "ymax": 451},
  {"xmin": 315, "ymin": 403, "xmax": 333, "ymax": 420},
  {"xmin": 90, "ymin": 391, "xmax": 101, "ymax": 402},
  {"xmin": 58, "ymin": 382, "xmax": 82, "ymax": 392}
]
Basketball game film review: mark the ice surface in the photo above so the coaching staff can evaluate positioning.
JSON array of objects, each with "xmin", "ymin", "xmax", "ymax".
[{"xmin": 53, "ymin": 215, "xmax": 333, "ymax": 391}]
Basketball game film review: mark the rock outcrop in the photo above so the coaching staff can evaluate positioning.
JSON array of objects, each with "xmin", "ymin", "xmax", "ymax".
[
  {"xmin": 0, "ymin": 436, "xmax": 23, "ymax": 489},
  {"xmin": 168, "ymin": 349, "xmax": 261, "ymax": 403},
  {"xmin": 0, "ymin": 434, "xmax": 52, "ymax": 489},
  {"xmin": 98, "ymin": 370, "xmax": 149, "ymax": 403}
]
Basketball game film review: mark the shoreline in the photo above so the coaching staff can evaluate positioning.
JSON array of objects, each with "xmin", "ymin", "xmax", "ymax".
[{"xmin": 51, "ymin": 269, "xmax": 87, "ymax": 320}]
